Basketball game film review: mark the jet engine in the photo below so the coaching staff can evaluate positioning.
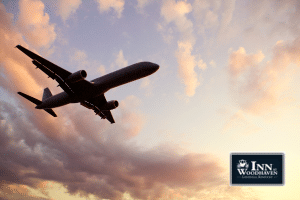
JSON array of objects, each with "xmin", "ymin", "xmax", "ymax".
[
  {"xmin": 66, "ymin": 70, "xmax": 87, "ymax": 83},
  {"xmin": 99, "ymin": 100, "xmax": 119, "ymax": 110}
]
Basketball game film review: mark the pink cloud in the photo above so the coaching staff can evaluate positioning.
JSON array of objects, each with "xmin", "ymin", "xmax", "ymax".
[
  {"xmin": 228, "ymin": 37, "xmax": 300, "ymax": 114},
  {"xmin": 229, "ymin": 47, "xmax": 264, "ymax": 77},
  {"xmin": 161, "ymin": 0, "xmax": 206, "ymax": 97},
  {"xmin": 176, "ymin": 41, "xmax": 200, "ymax": 97},
  {"xmin": 17, "ymin": 0, "xmax": 56, "ymax": 48}
]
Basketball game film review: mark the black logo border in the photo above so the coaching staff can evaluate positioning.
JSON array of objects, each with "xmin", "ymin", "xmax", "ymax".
[{"xmin": 230, "ymin": 152, "xmax": 285, "ymax": 186}]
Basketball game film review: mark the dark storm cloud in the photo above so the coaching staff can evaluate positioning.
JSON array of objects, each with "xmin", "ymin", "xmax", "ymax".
[{"xmin": 0, "ymin": 100, "xmax": 224, "ymax": 199}]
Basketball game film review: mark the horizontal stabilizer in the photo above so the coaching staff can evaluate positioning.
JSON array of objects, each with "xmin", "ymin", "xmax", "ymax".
[
  {"xmin": 44, "ymin": 108, "xmax": 57, "ymax": 117},
  {"xmin": 17, "ymin": 92, "xmax": 57, "ymax": 117},
  {"xmin": 18, "ymin": 92, "xmax": 42, "ymax": 105}
]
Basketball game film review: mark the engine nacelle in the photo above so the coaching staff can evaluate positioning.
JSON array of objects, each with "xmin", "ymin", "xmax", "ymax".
[
  {"xmin": 99, "ymin": 100, "xmax": 119, "ymax": 111},
  {"xmin": 66, "ymin": 70, "xmax": 87, "ymax": 83}
]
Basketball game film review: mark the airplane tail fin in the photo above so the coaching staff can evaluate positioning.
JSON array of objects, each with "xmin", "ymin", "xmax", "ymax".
[
  {"xmin": 17, "ymin": 91, "xmax": 57, "ymax": 117},
  {"xmin": 42, "ymin": 87, "xmax": 53, "ymax": 101}
]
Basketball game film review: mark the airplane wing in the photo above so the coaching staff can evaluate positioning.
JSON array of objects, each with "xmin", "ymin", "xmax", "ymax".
[
  {"xmin": 16, "ymin": 45, "xmax": 71, "ymax": 79},
  {"xmin": 86, "ymin": 94, "xmax": 115, "ymax": 124},
  {"xmin": 16, "ymin": 45, "xmax": 93, "ymax": 95}
]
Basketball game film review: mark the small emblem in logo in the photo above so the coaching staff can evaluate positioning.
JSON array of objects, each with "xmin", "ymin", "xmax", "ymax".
[{"xmin": 237, "ymin": 159, "xmax": 249, "ymax": 169}]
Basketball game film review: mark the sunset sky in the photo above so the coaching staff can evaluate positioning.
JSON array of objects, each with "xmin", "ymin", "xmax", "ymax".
[{"xmin": 1, "ymin": 0, "xmax": 300, "ymax": 199}]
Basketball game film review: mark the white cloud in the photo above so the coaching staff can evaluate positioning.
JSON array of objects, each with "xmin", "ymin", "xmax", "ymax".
[
  {"xmin": 140, "ymin": 77, "xmax": 152, "ymax": 96},
  {"xmin": 157, "ymin": 23, "xmax": 174, "ymax": 44},
  {"xmin": 222, "ymin": 110, "xmax": 261, "ymax": 134},
  {"xmin": 57, "ymin": 0, "xmax": 82, "ymax": 22},
  {"xmin": 136, "ymin": 0, "xmax": 150, "ymax": 13},
  {"xmin": 97, "ymin": 64, "xmax": 106, "ymax": 75},
  {"xmin": 192, "ymin": 0, "xmax": 238, "ymax": 47},
  {"xmin": 217, "ymin": 0, "xmax": 236, "ymax": 39},
  {"xmin": 95, "ymin": 0, "xmax": 125, "ymax": 18},
  {"xmin": 69, "ymin": 49, "xmax": 89, "ymax": 69},
  {"xmin": 192, "ymin": 0, "xmax": 221, "ymax": 34},
  {"xmin": 209, "ymin": 60, "xmax": 216, "ymax": 68},
  {"xmin": 112, "ymin": 50, "xmax": 128, "ymax": 68},
  {"xmin": 198, "ymin": 59, "xmax": 207, "ymax": 70},
  {"xmin": 140, "ymin": 77, "xmax": 150, "ymax": 89},
  {"xmin": 69, "ymin": 49, "xmax": 106, "ymax": 76},
  {"xmin": 161, "ymin": 0, "xmax": 194, "ymax": 43},
  {"xmin": 119, "ymin": 95, "xmax": 145, "ymax": 137},
  {"xmin": 244, "ymin": 0, "xmax": 300, "ymax": 37},
  {"xmin": 70, "ymin": 49, "xmax": 87, "ymax": 61},
  {"xmin": 195, "ymin": 0, "xmax": 221, "ymax": 29}
]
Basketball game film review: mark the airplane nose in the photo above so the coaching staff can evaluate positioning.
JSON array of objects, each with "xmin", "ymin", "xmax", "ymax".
[
  {"xmin": 153, "ymin": 63, "xmax": 159, "ymax": 71},
  {"xmin": 149, "ymin": 63, "xmax": 159, "ymax": 73},
  {"xmin": 138, "ymin": 62, "xmax": 159, "ymax": 74}
]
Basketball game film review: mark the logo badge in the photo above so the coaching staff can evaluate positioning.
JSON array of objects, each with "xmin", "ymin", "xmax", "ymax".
[{"xmin": 230, "ymin": 153, "xmax": 284, "ymax": 186}]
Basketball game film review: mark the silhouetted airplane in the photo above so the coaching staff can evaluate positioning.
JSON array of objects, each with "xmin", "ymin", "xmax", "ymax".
[{"xmin": 16, "ymin": 45, "xmax": 159, "ymax": 123}]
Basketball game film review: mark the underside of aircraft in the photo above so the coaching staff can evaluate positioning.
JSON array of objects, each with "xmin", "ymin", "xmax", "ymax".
[{"xmin": 16, "ymin": 45, "xmax": 159, "ymax": 124}]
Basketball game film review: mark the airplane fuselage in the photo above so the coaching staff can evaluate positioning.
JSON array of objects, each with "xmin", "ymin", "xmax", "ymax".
[{"xmin": 36, "ymin": 62, "xmax": 159, "ymax": 109}]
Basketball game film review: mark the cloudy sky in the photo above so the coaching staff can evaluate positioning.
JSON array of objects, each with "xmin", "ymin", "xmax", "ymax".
[{"xmin": 0, "ymin": 0, "xmax": 300, "ymax": 199}]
